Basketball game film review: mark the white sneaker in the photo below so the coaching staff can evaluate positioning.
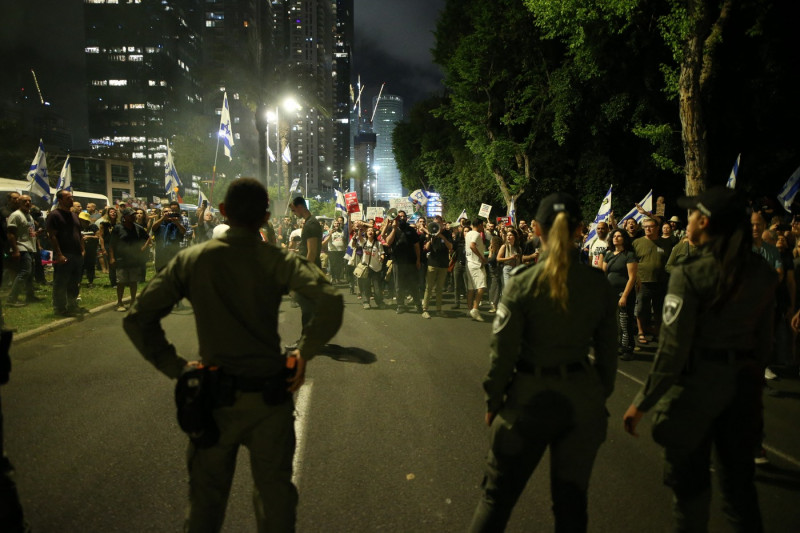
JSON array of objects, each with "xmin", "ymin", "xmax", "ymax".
[
  {"xmin": 489, "ymin": 304, "xmax": 497, "ymax": 313},
  {"xmin": 363, "ymin": 303, "xmax": 370, "ymax": 310},
  {"xmin": 470, "ymin": 308, "xmax": 484, "ymax": 322},
  {"xmin": 421, "ymin": 311, "xmax": 431, "ymax": 319},
  {"xmin": 764, "ymin": 367, "xmax": 778, "ymax": 380}
]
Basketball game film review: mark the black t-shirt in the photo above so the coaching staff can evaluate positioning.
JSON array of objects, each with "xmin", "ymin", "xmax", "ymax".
[
  {"xmin": 111, "ymin": 223, "xmax": 149, "ymax": 266},
  {"xmin": 392, "ymin": 222, "xmax": 420, "ymax": 264},
  {"xmin": 300, "ymin": 216, "xmax": 323, "ymax": 267},
  {"xmin": 81, "ymin": 223, "xmax": 100, "ymax": 254},
  {"xmin": 427, "ymin": 232, "xmax": 452, "ymax": 269},
  {"xmin": 604, "ymin": 250, "xmax": 637, "ymax": 292},
  {"xmin": 45, "ymin": 208, "xmax": 82, "ymax": 255}
]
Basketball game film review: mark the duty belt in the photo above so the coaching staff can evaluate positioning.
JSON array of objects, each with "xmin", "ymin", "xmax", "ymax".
[
  {"xmin": 516, "ymin": 359, "xmax": 589, "ymax": 378},
  {"xmin": 698, "ymin": 349, "xmax": 754, "ymax": 364}
]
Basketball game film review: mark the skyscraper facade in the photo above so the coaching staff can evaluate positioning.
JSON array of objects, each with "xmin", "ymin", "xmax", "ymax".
[
  {"xmin": 84, "ymin": 0, "xmax": 204, "ymax": 199},
  {"xmin": 269, "ymin": 0, "xmax": 334, "ymax": 197},
  {"xmin": 332, "ymin": 0, "xmax": 353, "ymax": 192},
  {"xmin": 372, "ymin": 94, "xmax": 403, "ymax": 201}
]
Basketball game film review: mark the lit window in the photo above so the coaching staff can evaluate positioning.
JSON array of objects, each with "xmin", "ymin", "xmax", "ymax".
[
  {"xmin": 85, "ymin": 46, "xmax": 100, "ymax": 53},
  {"xmin": 109, "ymin": 79, "xmax": 127, "ymax": 86},
  {"xmin": 234, "ymin": 133, "xmax": 240, "ymax": 140},
  {"xmin": 129, "ymin": 54, "xmax": 143, "ymax": 61},
  {"xmin": 148, "ymin": 80, "xmax": 157, "ymax": 86},
  {"xmin": 160, "ymin": 81, "xmax": 167, "ymax": 86},
  {"xmin": 129, "ymin": 103, "xmax": 145, "ymax": 109},
  {"xmin": 92, "ymin": 80, "xmax": 108, "ymax": 86}
]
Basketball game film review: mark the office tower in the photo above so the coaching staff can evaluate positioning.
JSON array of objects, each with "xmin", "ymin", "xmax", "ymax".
[
  {"xmin": 84, "ymin": 0, "xmax": 204, "ymax": 199},
  {"xmin": 271, "ymin": 0, "xmax": 334, "ymax": 196},
  {"xmin": 202, "ymin": 0, "xmax": 273, "ymax": 183},
  {"xmin": 371, "ymin": 94, "xmax": 403, "ymax": 201},
  {"xmin": 332, "ymin": 0, "xmax": 353, "ymax": 192}
]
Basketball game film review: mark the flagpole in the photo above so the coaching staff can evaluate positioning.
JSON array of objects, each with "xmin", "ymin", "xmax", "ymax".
[{"xmin": 210, "ymin": 133, "xmax": 221, "ymax": 205}]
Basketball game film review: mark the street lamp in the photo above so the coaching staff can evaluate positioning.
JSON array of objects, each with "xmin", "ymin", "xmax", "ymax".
[
  {"xmin": 372, "ymin": 165, "xmax": 380, "ymax": 207},
  {"xmin": 266, "ymin": 97, "xmax": 302, "ymax": 209}
]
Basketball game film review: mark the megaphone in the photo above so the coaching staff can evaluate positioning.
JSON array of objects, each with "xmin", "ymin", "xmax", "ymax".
[
  {"xmin": 386, "ymin": 208, "xmax": 398, "ymax": 220},
  {"xmin": 427, "ymin": 221, "xmax": 441, "ymax": 236}
]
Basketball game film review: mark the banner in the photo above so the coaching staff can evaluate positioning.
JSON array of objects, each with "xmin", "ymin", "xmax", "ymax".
[
  {"xmin": 366, "ymin": 206, "xmax": 384, "ymax": 220},
  {"xmin": 496, "ymin": 216, "xmax": 512, "ymax": 227}
]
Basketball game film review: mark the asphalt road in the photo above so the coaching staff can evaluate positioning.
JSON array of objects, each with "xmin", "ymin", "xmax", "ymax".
[{"xmin": 4, "ymin": 289, "xmax": 800, "ymax": 532}]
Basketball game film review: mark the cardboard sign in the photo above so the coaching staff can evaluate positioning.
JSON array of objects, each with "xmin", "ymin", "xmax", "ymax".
[
  {"xmin": 496, "ymin": 216, "xmax": 512, "ymax": 227},
  {"xmin": 479, "ymin": 203, "xmax": 492, "ymax": 218},
  {"xmin": 366, "ymin": 206, "xmax": 385, "ymax": 220}
]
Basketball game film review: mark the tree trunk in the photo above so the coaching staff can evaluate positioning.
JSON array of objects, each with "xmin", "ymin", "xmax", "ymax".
[{"xmin": 679, "ymin": 5, "xmax": 708, "ymax": 197}]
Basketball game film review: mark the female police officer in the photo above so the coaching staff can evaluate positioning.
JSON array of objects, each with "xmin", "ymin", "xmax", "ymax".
[
  {"xmin": 623, "ymin": 187, "xmax": 777, "ymax": 532},
  {"xmin": 470, "ymin": 193, "xmax": 618, "ymax": 532}
]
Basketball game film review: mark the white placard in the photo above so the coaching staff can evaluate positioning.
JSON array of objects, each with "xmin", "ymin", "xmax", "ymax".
[{"xmin": 479, "ymin": 203, "xmax": 492, "ymax": 218}]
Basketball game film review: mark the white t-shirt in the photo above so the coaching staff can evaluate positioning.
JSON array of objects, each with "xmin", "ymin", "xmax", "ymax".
[
  {"xmin": 329, "ymin": 230, "xmax": 346, "ymax": 252},
  {"xmin": 588, "ymin": 236, "xmax": 609, "ymax": 269},
  {"xmin": 465, "ymin": 230, "xmax": 485, "ymax": 267}
]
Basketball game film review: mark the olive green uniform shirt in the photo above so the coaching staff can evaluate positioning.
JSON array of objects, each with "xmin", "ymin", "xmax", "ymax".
[
  {"xmin": 124, "ymin": 227, "xmax": 343, "ymax": 379},
  {"xmin": 665, "ymin": 239, "xmax": 697, "ymax": 274},
  {"xmin": 633, "ymin": 236, "xmax": 673, "ymax": 283},
  {"xmin": 484, "ymin": 253, "xmax": 618, "ymax": 413},
  {"xmin": 633, "ymin": 249, "xmax": 777, "ymax": 412}
]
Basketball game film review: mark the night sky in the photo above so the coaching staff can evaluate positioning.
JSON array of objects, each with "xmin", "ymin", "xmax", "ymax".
[{"xmin": 0, "ymin": 0, "xmax": 446, "ymax": 150}]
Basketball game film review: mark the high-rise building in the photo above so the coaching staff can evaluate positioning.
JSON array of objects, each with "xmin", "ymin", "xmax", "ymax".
[
  {"xmin": 270, "ymin": 0, "xmax": 334, "ymax": 197},
  {"xmin": 372, "ymin": 94, "xmax": 403, "ymax": 201},
  {"xmin": 332, "ymin": 0, "xmax": 353, "ymax": 192},
  {"xmin": 83, "ymin": 0, "xmax": 204, "ymax": 199},
  {"xmin": 201, "ymin": 0, "xmax": 272, "ymax": 182}
]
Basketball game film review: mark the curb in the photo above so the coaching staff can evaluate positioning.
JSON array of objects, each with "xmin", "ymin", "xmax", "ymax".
[{"xmin": 13, "ymin": 299, "xmax": 130, "ymax": 344}]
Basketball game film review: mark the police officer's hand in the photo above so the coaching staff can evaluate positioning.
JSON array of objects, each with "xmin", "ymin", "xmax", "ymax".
[
  {"xmin": 287, "ymin": 350, "xmax": 306, "ymax": 393},
  {"xmin": 623, "ymin": 404, "xmax": 644, "ymax": 437}
]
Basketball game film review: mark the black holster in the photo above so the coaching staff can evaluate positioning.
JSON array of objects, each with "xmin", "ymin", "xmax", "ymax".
[{"xmin": 174, "ymin": 366, "xmax": 229, "ymax": 449}]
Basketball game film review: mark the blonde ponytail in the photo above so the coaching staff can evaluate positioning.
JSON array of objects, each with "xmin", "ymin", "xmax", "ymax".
[{"xmin": 535, "ymin": 212, "xmax": 572, "ymax": 311}]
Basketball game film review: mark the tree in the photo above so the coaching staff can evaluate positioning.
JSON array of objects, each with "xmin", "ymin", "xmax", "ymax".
[{"xmin": 433, "ymin": 0, "xmax": 559, "ymax": 213}]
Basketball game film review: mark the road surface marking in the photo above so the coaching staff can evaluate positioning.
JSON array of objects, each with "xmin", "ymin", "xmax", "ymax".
[
  {"xmin": 616, "ymin": 366, "xmax": 800, "ymax": 468},
  {"xmin": 292, "ymin": 379, "xmax": 312, "ymax": 487}
]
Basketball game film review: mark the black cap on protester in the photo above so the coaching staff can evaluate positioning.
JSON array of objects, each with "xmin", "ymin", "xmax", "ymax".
[
  {"xmin": 535, "ymin": 193, "xmax": 581, "ymax": 230},
  {"xmin": 676, "ymin": 186, "xmax": 748, "ymax": 221},
  {"xmin": 120, "ymin": 207, "xmax": 135, "ymax": 217}
]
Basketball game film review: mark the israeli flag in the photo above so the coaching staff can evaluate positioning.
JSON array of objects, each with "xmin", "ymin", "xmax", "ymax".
[
  {"xmin": 267, "ymin": 146, "xmax": 276, "ymax": 163},
  {"xmin": 727, "ymin": 154, "xmax": 740, "ymax": 189},
  {"xmin": 456, "ymin": 209, "xmax": 468, "ymax": 223},
  {"xmin": 219, "ymin": 92, "xmax": 234, "ymax": 161},
  {"xmin": 56, "ymin": 155, "xmax": 73, "ymax": 193},
  {"xmin": 584, "ymin": 185, "xmax": 612, "ymax": 244},
  {"xmin": 164, "ymin": 145, "xmax": 182, "ymax": 200},
  {"xmin": 408, "ymin": 189, "xmax": 428, "ymax": 206},
  {"xmin": 282, "ymin": 145, "xmax": 292, "ymax": 164},
  {"xmin": 778, "ymin": 164, "xmax": 800, "ymax": 213},
  {"xmin": 26, "ymin": 139, "xmax": 51, "ymax": 203},
  {"xmin": 617, "ymin": 190, "xmax": 653, "ymax": 227},
  {"xmin": 507, "ymin": 196, "xmax": 517, "ymax": 226}
]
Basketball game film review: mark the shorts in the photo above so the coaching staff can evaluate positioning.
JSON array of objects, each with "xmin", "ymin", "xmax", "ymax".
[
  {"xmin": 467, "ymin": 263, "xmax": 487, "ymax": 290},
  {"xmin": 117, "ymin": 265, "xmax": 146, "ymax": 284}
]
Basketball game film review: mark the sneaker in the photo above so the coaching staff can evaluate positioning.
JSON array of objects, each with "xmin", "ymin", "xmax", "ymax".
[
  {"xmin": 363, "ymin": 303, "xmax": 370, "ymax": 310},
  {"xmin": 754, "ymin": 448, "xmax": 769, "ymax": 465},
  {"xmin": 115, "ymin": 305, "xmax": 127, "ymax": 312},
  {"xmin": 489, "ymin": 304, "xmax": 497, "ymax": 313},
  {"xmin": 470, "ymin": 308, "xmax": 484, "ymax": 322},
  {"xmin": 421, "ymin": 311, "xmax": 431, "ymax": 319},
  {"xmin": 764, "ymin": 367, "xmax": 778, "ymax": 380}
]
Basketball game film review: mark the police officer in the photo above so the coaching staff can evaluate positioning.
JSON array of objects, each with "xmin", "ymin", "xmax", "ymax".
[
  {"xmin": 623, "ymin": 186, "xmax": 776, "ymax": 532},
  {"xmin": 470, "ymin": 193, "xmax": 618, "ymax": 532},
  {"xmin": 123, "ymin": 178, "xmax": 343, "ymax": 533}
]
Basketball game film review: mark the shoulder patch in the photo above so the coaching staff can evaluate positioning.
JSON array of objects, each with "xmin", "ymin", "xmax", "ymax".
[
  {"xmin": 492, "ymin": 303, "xmax": 511, "ymax": 334},
  {"xmin": 662, "ymin": 294, "xmax": 683, "ymax": 327}
]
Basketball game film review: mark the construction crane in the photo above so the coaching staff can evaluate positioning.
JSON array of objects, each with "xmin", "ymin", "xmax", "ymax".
[
  {"xmin": 370, "ymin": 82, "xmax": 386, "ymax": 123},
  {"xmin": 30, "ymin": 69, "xmax": 46, "ymax": 105}
]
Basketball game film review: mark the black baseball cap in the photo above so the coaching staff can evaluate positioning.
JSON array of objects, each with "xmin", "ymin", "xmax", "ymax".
[
  {"xmin": 535, "ymin": 193, "xmax": 581, "ymax": 230},
  {"xmin": 676, "ymin": 186, "xmax": 748, "ymax": 220},
  {"xmin": 120, "ymin": 207, "xmax": 135, "ymax": 217}
]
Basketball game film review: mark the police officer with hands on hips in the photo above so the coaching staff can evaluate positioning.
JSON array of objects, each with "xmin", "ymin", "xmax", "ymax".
[
  {"xmin": 470, "ymin": 193, "xmax": 618, "ymax": 532},
  {"xmin": 623, "ymin": 186, "xmax": 776, "ymax": 532},
  {"xmin": 123, "ymin": 178, "xmax": 343, "ymax": 533}
]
